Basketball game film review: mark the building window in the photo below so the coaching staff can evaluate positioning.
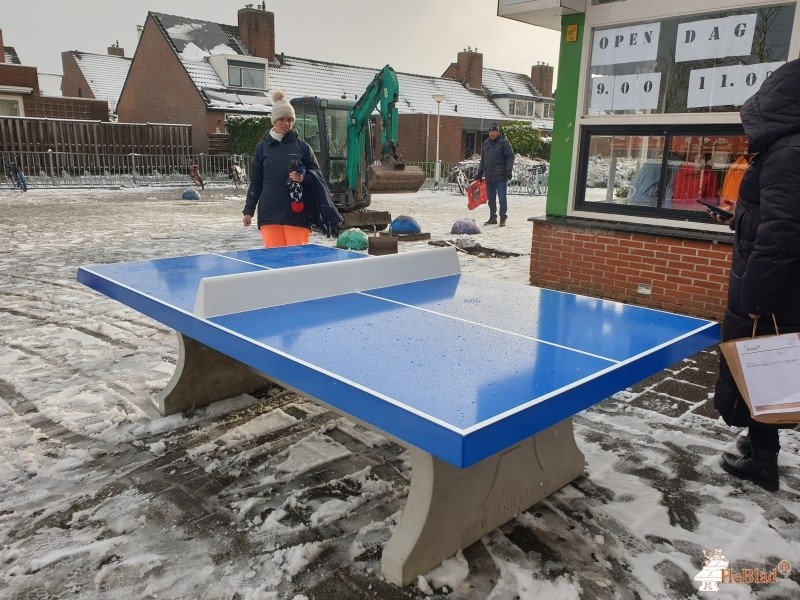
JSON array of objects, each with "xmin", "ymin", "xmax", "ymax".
[
  {"xmin": 542, "ymin": 103, "xmax": 554, "ymax": 119},
  {"xmin": 0, "ymin": 98, "xmax": 22, "ymax": 116},
  {"xmin": 576, "ymin": 125, "xmax": 749, "ymax": 221},
  {"xmin": 586, "ymin": 4, "xmax": 794, "ymax": 115},
  {"xmin": 509, "ymin": 99, "xmax": 534, "ymax": 117},
  {"xmin": 228, "ymin": 60, "xmax": 266, "ymax": 89}
]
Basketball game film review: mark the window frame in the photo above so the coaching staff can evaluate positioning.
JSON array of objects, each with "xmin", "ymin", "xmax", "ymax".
[
  {"xmin": 227, "ymin": 60, "xmax": 266, "ymax": 90},
  {"xmin": 564, "ymin": 0, "xmax": 800, "ymax": 226},
  {"xmin": 574, "ymin": 123, "xmax": 748, "ymax": 222}
]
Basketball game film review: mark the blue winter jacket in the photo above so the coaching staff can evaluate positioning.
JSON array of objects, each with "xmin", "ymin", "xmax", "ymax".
[
  {"xmin": 476, "ymin": 133, "xmax": 515, "ymax": 183},
  {"xmin": 243, "ymin": 129, "xmax": 321, "ymax": 228}
]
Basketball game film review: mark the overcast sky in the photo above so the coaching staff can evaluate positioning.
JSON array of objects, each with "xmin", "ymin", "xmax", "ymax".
[{"xmin": 3, "ymin": 0, "xmax": 560, "ymax": 79}]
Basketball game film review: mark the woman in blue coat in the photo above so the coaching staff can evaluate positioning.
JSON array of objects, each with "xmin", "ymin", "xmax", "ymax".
[{"xmin": 242, "ymin": 90, "xmax": 321, "ymax": 247}]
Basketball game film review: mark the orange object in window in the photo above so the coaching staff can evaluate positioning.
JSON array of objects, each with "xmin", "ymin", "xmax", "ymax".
[{"xmin": 720, "ymin": 154, "xmax": 752, "ymax": 204}]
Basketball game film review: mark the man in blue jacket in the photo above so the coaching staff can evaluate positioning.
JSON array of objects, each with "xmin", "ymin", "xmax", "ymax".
[{"xmin": 476, "ymin": 122, "xmax": 514, "ymax": 226}]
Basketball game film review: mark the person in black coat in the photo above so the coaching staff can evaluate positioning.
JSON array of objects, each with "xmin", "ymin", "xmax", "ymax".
[
  {"xmin": 476, "ymin": 122, "xmax": 514, "ymax": 226},
  {"xmin": 243, "ymin": 90, "xmax": 322, "ymax": 247},
  {"xmin": 710, "ymin": 58, "xmax": 800, "ymax": 492}
]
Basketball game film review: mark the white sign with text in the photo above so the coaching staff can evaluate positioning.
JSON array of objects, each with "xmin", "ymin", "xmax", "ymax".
[
  {"xmin": 676, "ymin": 14, "xmax": 757, "ymax": 62},
  {"xmin": 736, "ymin": 333, "xmax": 800, "ymax": 415},
  {"xmin": 687, "ymin": 61, "xmax": 784, "ymax": 108},
  {"xmin": 591, "ymin": 23, "xmax": 661, "ymax": 66},
  {"xmin": 590, "ymin": 73, "xmax": 662, "ymax": 111}
]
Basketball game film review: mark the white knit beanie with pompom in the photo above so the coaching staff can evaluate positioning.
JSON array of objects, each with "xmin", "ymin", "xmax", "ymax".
[{"xmin": 270, "ymin": 90, "xmax": 296, "ymax": 121}]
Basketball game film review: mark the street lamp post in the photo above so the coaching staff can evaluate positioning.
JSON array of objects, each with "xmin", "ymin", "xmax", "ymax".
[{"xmin": 432, "ymin": 94, "xmax": 446, "ymax": 189}]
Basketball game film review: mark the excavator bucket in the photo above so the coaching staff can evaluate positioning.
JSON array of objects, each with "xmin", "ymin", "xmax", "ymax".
[{"xmin": 367, "ymin": 161, "xmax": 426, "ymax": 194}]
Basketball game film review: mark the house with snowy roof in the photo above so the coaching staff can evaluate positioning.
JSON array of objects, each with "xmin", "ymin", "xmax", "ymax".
[
  {"xmin": 116, "ymin": 6, "xmax": 554, "ymax": 158},
  {"xmin": 61, "ymin": 45, "xmax": 132, "ymax": 117},
  {"xmin": 0, "ymin": 28, "xmax": 108, "ymax": 122}
]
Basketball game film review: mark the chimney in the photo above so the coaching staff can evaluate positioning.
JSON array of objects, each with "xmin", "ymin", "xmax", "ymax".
[
  {"xmin": 530, "ymin": 62, "xmax": 554, "ymax": 98},
  {"xmin": 107, "ymin": 41, "xmax": 124, "ymax": 57},
  {"xmin": 0, "ymin": 29, "xmax": 5, "ymax": 64},
  {"xmin": 238, "ymin": 6, "xmax": 275, "ymax": 61},
  {"xmin": 456, "ymin": 47, "xmax": 483, "ymax": 90}
]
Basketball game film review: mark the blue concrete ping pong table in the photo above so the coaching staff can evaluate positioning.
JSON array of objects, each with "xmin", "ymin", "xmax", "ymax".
[{"xmin": 77, "ymin": 244, "xmax": 719, "ymax": 586}]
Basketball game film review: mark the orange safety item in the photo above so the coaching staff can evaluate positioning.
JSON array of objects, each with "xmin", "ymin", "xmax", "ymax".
[
  {"xmin": 260, "ymin": 224, "xmax": 312, "ymax": 248},
  {"xmin": 720, "ymin": 154, "xmax": 752, "ymax": 204},
  {"xmin": 467, "ymin": 179, "xmax": 488, "ymax": 210}
]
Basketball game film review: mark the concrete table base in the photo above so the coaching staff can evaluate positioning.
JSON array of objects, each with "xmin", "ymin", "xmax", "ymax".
[
  {"xmin": 381, "ymin": 419, "xmax": 586, "ymax": 587},
  {"xmin": 158, "ymin": 333, "xmax": 270, "ymax": 416},
  {"xmin": 157, "ymin": 334, "xmax": 586, "ymax": 588}
]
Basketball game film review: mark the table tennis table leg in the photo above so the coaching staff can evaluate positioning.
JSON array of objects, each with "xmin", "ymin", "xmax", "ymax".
[
  {"xmin": 157, "ymin": 333, "xmax": 271, "ymax": 416},
  {"xmin": 381, "ymin": 417, "xmax": 585, "ymax": 587}
]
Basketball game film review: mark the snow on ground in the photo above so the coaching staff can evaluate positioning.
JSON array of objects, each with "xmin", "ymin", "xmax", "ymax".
[{"xmin": 0, "ymin": 184, "xmax": 798, "ymax": 600}]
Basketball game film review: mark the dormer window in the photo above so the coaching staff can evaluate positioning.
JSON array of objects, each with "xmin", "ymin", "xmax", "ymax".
[
  {"xmin": 228, "ymin": 60, "xmax": 266, "ymax": 89},
  {"xmin": 208, "ymin": 54, "xmax": 269, "ymax": 90},
  {"xmin": 509, "ymin": 99, "xmax": 534, "ymax": 117}
]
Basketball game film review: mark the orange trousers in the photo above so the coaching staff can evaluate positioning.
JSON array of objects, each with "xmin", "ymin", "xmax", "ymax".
[{"xmin": 259, "ymin": 224, "xmax": 311, "ymax": 248}]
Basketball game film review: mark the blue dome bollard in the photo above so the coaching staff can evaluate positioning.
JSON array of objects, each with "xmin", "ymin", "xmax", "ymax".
[
  {"xmin": 389, "ymin": 215, "xmax": 421, "ymax": 235},
  {"xmin": 450, "ymin": 218, "xmax": 481, "ymax": 234},
  {"xmin": 182, "ymin": 188, "xmax": 201, "ymax": 201}
]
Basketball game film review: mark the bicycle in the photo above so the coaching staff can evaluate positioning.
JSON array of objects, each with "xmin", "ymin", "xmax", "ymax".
[
  {"xmin": 188, "ymin": 162, "xmax": 204, "ymax": 190},
  {"xmin": 229, "ymin": 162, "xmax": 248, "ymax": 189},
  {"xmin": 5, "ymin": 161, "xmax": 28, "ymax": 192}
]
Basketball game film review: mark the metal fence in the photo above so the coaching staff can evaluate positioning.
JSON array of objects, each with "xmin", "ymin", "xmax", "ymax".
[
  {"xmin": 1, "ymin": 150, "xmax": 252, "ymax": 189},
  {"xmin": 2, "ymin": 152, "xmax": 547, "ymax": 195},
  {"xmin": 408, "ymin": 160, "xmax": 548, "ymax": 196}
]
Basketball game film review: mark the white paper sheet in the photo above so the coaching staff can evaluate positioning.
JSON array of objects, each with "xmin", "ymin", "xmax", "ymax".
[{"xmin": 736, "ymin": 334, "xmax": 800, "ymax": 415}]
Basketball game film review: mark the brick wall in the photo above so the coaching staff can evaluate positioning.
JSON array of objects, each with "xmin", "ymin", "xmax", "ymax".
[
  {"xmin": 61, "ymin": 52, "xmax": 93, "ymax": 100},
  {"xmin": 0, "ymin": 63, "xmax": 39, "ymax": 91},
  {"xmin": 23, "ymin": 96, "xmax": 109, "ymax": 120},
  {"xmin": 116, "ymin": 14, "xmax": 207, "ymax": 153},
  {"xmin": 397, "ymin": 113, "xmax": 464, "ymax": 164},
  {"xmin": 530, "ymin": 220, "xmax": 732, "ymax": 320}
]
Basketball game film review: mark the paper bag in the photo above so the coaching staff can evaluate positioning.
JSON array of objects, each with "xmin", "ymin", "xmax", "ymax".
[
  {"xmin": 467, "ymin": 179, "xmax": 488, "ymax": 210},
  {"xmin": 719, "ymin": 329, "xmax": 800, "ymax": 425}
]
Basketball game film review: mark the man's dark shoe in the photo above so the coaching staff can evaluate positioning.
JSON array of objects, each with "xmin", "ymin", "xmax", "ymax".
[
  {"xmin": 499, "ymin": 216, "xmax": 507, "ymax": 227},
  {"xmin": 720, "ymin": 445, "xmax": 779, "ymax": 491},
  {"xmin": 484, "ymin": 217, "xmax": 497, "ymax": 225}
]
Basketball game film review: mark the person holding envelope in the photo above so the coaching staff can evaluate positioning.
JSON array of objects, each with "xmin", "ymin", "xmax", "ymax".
[{"xmin": 711, "ymin": 58, "xmax": 800, "ymax": 492}]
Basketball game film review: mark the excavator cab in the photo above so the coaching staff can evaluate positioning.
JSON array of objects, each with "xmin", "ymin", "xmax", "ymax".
[
  {"xmin": 292, "ymin": 97, "xmax": 372, "ymax": 212},
  {"xmin": 292, "ymin": 91, "xmax": 425, "ymax": 213}
]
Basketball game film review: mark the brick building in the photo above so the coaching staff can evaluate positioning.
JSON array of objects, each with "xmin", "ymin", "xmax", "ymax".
[
  {"xmin": 116, "ymin": 7, "xmax": 555, "ymax": 158},
  {"xmin": 0, "ymin": 28, "xmax": 109, "ymax": 121},
  {"xmin": 499, "ymin": 0, "xmax": 800, "ymax": 320},
  {"xmin": 61, "ymin": 46, "xmax": 132, "ymax": 117}
]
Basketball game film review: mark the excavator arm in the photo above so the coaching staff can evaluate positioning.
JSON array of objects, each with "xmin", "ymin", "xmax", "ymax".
[{"xmin": 346, "ymin": 65, "xmax": 424, "ymax": 194}]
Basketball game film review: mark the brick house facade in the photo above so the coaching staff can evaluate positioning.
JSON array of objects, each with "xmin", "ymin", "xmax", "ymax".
[
  {"xmin": 0, "ymin": 28, "xmax": 109, "ymax": 121},
  {"xmin": 116, "ymin": 16, "xmax": 209, "ymax": 152},
  {"xmin": 114, "ymin": 8, "xmax": 551, "ymax": 158}
]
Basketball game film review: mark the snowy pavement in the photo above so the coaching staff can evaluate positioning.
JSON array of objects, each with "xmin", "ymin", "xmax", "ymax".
[{"xmin": 0, "ymin": 185, "xmax": 798, "ymax": 600}]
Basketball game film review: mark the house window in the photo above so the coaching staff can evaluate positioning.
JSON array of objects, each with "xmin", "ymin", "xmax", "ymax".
[
  {"xmin": 542, "ymin": 103, "xmax": 554, "ymax": 119},
  {"xmin": 228, "ymin": 60, "xmax": 266, "ymax": 90},
  {"xmin": 575, "ymin": 125, "xmax": 749, "ymax": 222},
  {"xmin": 509, "ymin": 99, "xmax": 534, "ymax": 117},
  {"xmin": 586, "ymin": 5, "xmax": 794, "ymax": 116},
  {"xmin": 0, "ymin": 98, "xmax": 22, "ymax": 116}
]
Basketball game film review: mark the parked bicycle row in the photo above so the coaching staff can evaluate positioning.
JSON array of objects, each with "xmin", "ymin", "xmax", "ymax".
[{"xmin": 1, "ymin": 151, "xmax": 251, "ymax": 190}]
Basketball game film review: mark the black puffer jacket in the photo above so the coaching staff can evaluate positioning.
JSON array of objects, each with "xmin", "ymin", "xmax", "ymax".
[
  {"xmin": 714, "ymin": 58, "xmax": 800, "ymax": 426},
  {"xmin": 243, "ymin": 129, "xmax": 321, "ymax": 229},
  {"xmin": 476, "ymin": 133, "xmax": 514, "ymax": 183}
]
